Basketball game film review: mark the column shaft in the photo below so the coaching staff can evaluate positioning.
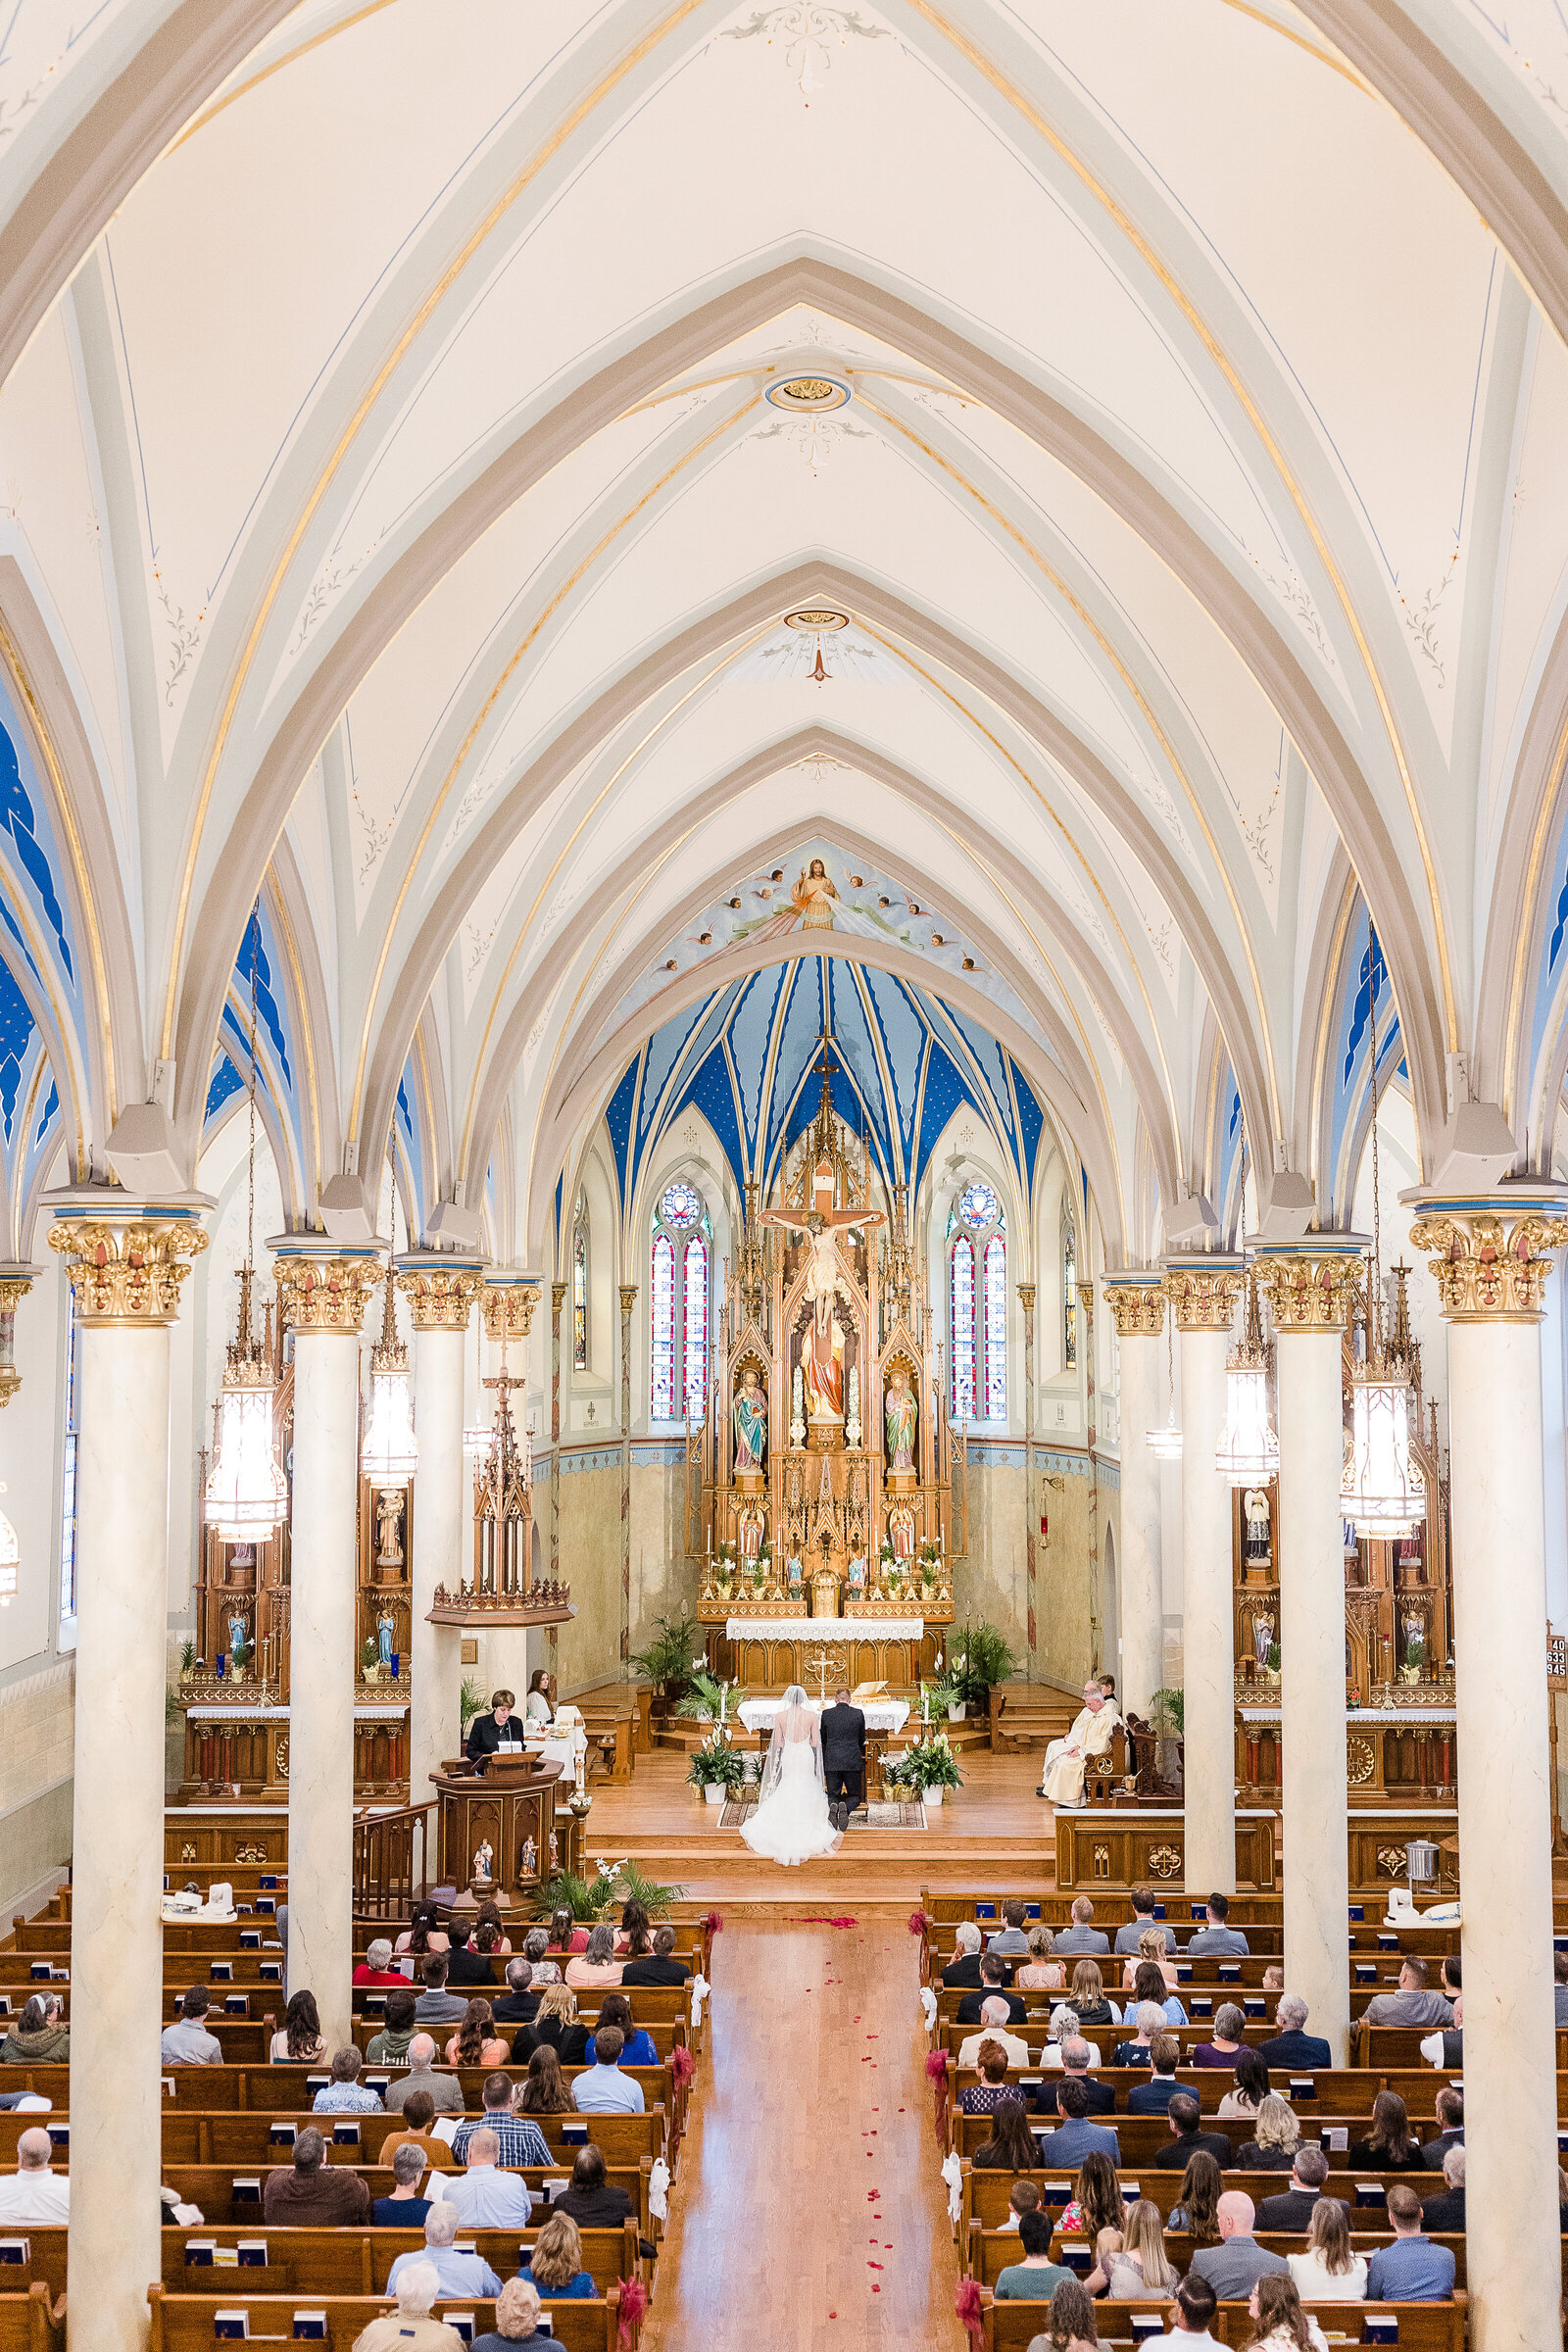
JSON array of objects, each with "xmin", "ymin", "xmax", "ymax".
[
  {"xmin": 1178, "ymin": 1324, "xmax": 1234, "ymax": 1890},
  {"xmin": 408, "ymin": 1324, "xmax": 465, "ymax": 1800},
  {"xmin": 1116, "ymin": 1334, "xmax": 1163, "ymax": 1719}
]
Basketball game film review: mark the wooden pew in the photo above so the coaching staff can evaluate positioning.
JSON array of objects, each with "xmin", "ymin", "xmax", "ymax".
[
  {"xmin": 0, "ymin": 2287, "xmax": 58, "ymax": 2350},
  {"xmin": 980, "ymin": 2298, "xmax": 1467, "ymax": 2352},
  {"xmin": 147, "ymin": 2283, "xmax": 624, "ymax": 2351},
  {"xmin": 959, "ymin": 2166, "xmax": 1473, "ymax": 2246},
  {"xmin": 967, "ymin": 2223, "xmax": 1492, "ymax": 2294}
]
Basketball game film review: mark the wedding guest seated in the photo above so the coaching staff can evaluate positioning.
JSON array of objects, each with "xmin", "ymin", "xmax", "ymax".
[
  {"xmin": 522, "ymin": 1928, "xmax": 561, "ymax": 1985},
  {"xmin": 1029, "ymin": 2278, "xmax": 1102, "ymax": 2352},
  {"xmin": 1016, "ymin": 1925, "xmax": 1065, "ymax": 1997},
  {"xmin": 1261, "ymin": 1966, "xmax": 1283, "ymax": 1995},
  {"xmin": 453, "ymin": 2071, "xmax": 552, "ymax": 2167},
  {"xmin": 1003, "ymin": 2180, "xmax": 1043, "ymax": 2232},
  {"xmin": 993, "ymin": 2206, "xmax": 1073, "ymax": 2299},
  {"xmin": 1286, "ymin": 2195, "xmax": 1367, "ymax": 2301},
  {"xmin": 263, "ymin": 2127, "xmax": 371, "ymax": 2223},
  {"xmin": 1039, "ymin": 2077, "xmax": 1121, "ymax": 2168},
  {"xmin": 1058, "ymin": 2150, "xmax": 1125, "ymax": 2242},
  {"xmin": 383, "ymin": 2034, "xmax": 465, "ymax": 2117},
  {"xmin": 957, "ymin": 1996, "xmax": 1029, "ymax": 2070},
  {"xmin": 1110, "ymin": 2000, "xmax": 1168, "ymax": 2067},
  {"xmin": 1364, "ymin": 2182, "xmax": 1456, "ymax": 2299},
  {"xmin": 381, "ymin": 2089, "xmax": 460, "ymax": 2173},
  {"xmin": 312, "ymin": 2045, "xmax": 383, "ymax": 2114},
  {"xmin": 973, "ymin": 2094, "xmax": 1044, "ymax": 2171},
  {"xmin": 942, "ymin": 1921, "xmax": 988, "ymax": 1987},
  {"xmin": 0, "ymin": 2129, "xmax": 69, "ymax": 2222},
  {"xmin": 959, "ymin": 2038, "xmax": 1013, "ymax": 2114},
  {"xmin": 445, "ymin": 1920, "xmax": 498, "ymax": 1988},
  {"xmin": 553, "ymin": 2142, "xmax": 634, "ymax": 2231},
  {"xmin": 1168, "ymin": 2151, "xmax": 1223, "ymax": 2245},
  {"xmin": 1040, "ymin": 2003, "xmax": 1100, "ymax": 2069},
  {"xmin": 1035, "ymin": 2034, "xmax": 1114, "ymax": 2115},
  {"xmin": 414, "ymin": 1956, "xmax": 466, "ymax": 2028},
  {"xmin": 1115, "ymin": 1886, "xmax": 1179, "ymax": 1957},
  {"xmin": 388, "ymin": 2202, "xmax": 503, "ymax": 2298},
  {"xmin": 1151, "ymin": 2277, "xmax": 1219, "ymax": 2352},
  {"xmin": 622, "ymin": 1924, "xmax": 691, "ymax": 1987},
  {"xmin": 1235, "ymin": 2093, "xmax": 1299, "ymax": 2172},
  {"xmin": 565, "ymin": 1923, "xmax": 624, "ymax": 1991},
  {"xmin": 1418, "ymin": 1994, "xmax": 1463, "ymax": 2070},
  {"xmin": 445, "ymin": 1996, "xmax": 510, "ymax": 2069},
  {"xmin": 1555, "ymin": 1950, "xmax": 1568, "ymax": 2027},
  {"xmin": 1066, "ymin": 1960, "xmax": 1119, "ymax": 2029},
  {"xmin": 1191, "ymin": 2004, "xmax": 1247, "ymax": 2069},
  {"xmin": 1055, "ymin": 1897, "xmax": 1110, "ymax": 1957},
  {"xmin": 270, "ymin": 1989, "xmax": 329, "ymax": 2065},
  {"xmin": 1348, "ymin": 2088, "xmax": 1423, "ymax": 2171},
  {"xmin": 586, "ymin": 1990, "xmax": 656, "ymax": 2068},
  {"xmin": 474, "ymin": 1900, "xmax": 513, "ymax": 1957},
  {"xmin": 370, "ymin": 2140, "xmax": 435, "ymax": 2230},
  {"xmin": 1218, "ymin": 2051, "xmax": 1271, "ymax": 2119},
  {"xmin": 1187, "ymin": 2191, "xmax": 1289, "ymax": 2296},
  {"xmin": 1155, "ymin": 2091, "xmax": 1230, "ymax": 2169},
  {"xmin": 368, "ymin": 1986, "xmax": 418, "ymax": 2068},
  {"xmin": 1363, "ymin": 1954, "xmax": 1452, "ymax": 2029},
  {"xmin": 1419, "ymin": 2084, "xmax": 1463, "ymax": 2169},
  {"xmin": 571, "ymin": 2022, "xmax": 645, "ymax": 2113},
  {"xmin": 956, "ymin": 1953, "xmax": 1028, "ymax": 2026},
  {"xmin": 493, "ymin": 1960, "xmax": 538, "ymax": 2027},
  {"xmin": 351, "ymin": 2260, "xmax": 463, "ymax": 2352},
  {"xmin": 1121, "ymin": 1928, "xmax": 1180, "ymax": 1991},
  {"xmin": 1127, "ymin": 2034, "xmax": 1184, "ymax": 2114},
  {"xmin": 355, "ymin": 1939, "xmax": 407, "ymax": 1987},
  {"xmin": 1255, "ymin": 1997, "xmax": 1330, "ymax": 2071},
  {"xmin": 516, "ymin": 2045, "xmax": 574, "ymax": 2115},
  {"xmin": 1090, "ymin": 2195, "xmax": 1178, "ymax": 2298},
  {"xmin": 1129, "ymin": 1958, "xmax": 1187, "ymax": 2028},
  {"xmin": 545, "ymin": 1907, "xmax": 590, "ymax": 1961},
  {"xmin": 469, "ymin": 2278, "xmax": 568, "ymax": 2352},
  {"xmin": 612, "ymin": 1898, "xmax": 653, "ymax": 1962},
  {"xmin": 442, "ymin": 2129, "xmax": 534, "ymax": 2229},
  {"xmin": 1187, "ymin": 1893, "xmax": 1249, "ymax": 1956},
  {"xmin": 1247, "ymin": 2273, "xmax": 1329, "ymax": 2352},
  {"xmin": 1420, "ymin": 2144, "xmax": 1465, "ymax": 2232},
  {"xmin": 159, "ymin": 1986, "xmax": 219, "ymax": 2066},
  {"xmin": 988, "ymin": 1900, "xmax": 1033, "ymax": 1958},
  {"xmin": 394, "ymin": 1903, "xmax": 450, "ymax": 1965},
  {"xmin": 1257, "ymin": 2147, "xmax": 1347, "ymax": 2230},
  {"xmin": 520, "ymin": 1984, "xmax": 589, "ymax": 2069},
  {"xmin": 519, "ymin": 2211, "xmax": 594, "ymax": 2298}
]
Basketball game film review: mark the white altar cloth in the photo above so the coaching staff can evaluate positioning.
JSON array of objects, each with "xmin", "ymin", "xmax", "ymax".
[
  {"xmin": 725, "ymin": 1615, "xmax": 924, "ymax": 1642},
  {"xmin": 738, "ymin": 1696, "xmax": 910, "ymax": 1736}
]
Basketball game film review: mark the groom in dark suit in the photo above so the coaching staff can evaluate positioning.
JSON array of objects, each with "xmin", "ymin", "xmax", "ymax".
[{"xmin": 820, "ymin": 1688, "xmax": 866, "ymax": 1834}]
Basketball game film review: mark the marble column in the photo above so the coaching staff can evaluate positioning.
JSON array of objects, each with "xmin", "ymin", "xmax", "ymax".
[
  {"xmin": 618, "ymin": 1284, "xmax": 636, "ymax": 1672},
  {"xmin": 1257, "ymin": 1243, "xmax": 1363, "ymax": 2068},
  {"xmin": 271, "ymin": 1240, "xmax": 381, "ymax": 2050},
  {"xmin": 550, "ymin": 1281, "xmax": 565, "ymax": 1680},
  {"xmin": 1018, "ymin": 1284, "xmax": 1037, "ymax": 1663},
  {"xmin": 398, "ymin": 1253, "xmax": 484, "ymax": 1803},
  {"xmin": 1407, "ymin": 1193, "xmax": 1566, "ymax": 2352},
  {"xmin": 482, "ymin": 1275, "xmax": 539, "ymax": 1693},
  {"xmin": 1164, "ymin": 1256, "xmax": 1245, "ymax": 1892},
  {"xmin": 1102, "ymin": 1275, "xmax": 1166, "ymax": 1720},
  {"xmin": 48, "ymin": 1205, "xmax": 207, "ymax": 2352}
]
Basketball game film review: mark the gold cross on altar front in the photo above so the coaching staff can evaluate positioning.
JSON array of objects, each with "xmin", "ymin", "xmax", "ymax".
[{"xmin": 806, "ymin": 1645, "xmax": 848, "ymax": 1701}]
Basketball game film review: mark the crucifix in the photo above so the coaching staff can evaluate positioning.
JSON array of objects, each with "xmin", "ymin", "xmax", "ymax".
[{"xmin": 806, "ymin": 1645, "xmax": 848, "ymax": 1701}]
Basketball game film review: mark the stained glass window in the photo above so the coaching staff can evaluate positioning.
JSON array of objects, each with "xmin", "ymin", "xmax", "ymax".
[
  {"xmin": 651, "ymin": 1180, "xmax": 711, "ymax": 1423},
  {"xmin": 572, "ymin": 1190, "xmax": 589, "ymax": 1372},
  {"xmin": 948, "ymin": 1182, "xmax": 1005, "ymax": 1423},
  {"xmin": 59, "ymin": 1283, "xmax": 77, "ymax": 1622},
  {"xmin": 1062, "ymin": 1194, "xmax": 1078, "ymax": 1371}
]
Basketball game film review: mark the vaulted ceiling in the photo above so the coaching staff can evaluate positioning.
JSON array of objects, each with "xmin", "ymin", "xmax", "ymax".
[{"xmin": 2, "ymin": 0, "xmax": 1568, "ymax": 1269}]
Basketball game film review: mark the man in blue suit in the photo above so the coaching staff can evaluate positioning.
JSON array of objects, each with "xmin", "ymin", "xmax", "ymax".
[
  {"xmin": 1255, "ymin": 1993, "xmax": 1332, "ymax": 2069},
  {"xmin": 1127, "ymin": 2034, "xmax": 1183, "ymax": 2113},
  {"xmin": 1035, "ymin": 2076, "xmax": 1121, "ymax": 2168}
]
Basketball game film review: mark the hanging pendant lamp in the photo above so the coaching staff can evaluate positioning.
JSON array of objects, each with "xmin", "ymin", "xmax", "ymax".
[
  {"xmin": 1147, "ymin": 1315, "xmax": 1183, "ymax": 1459},
  {"xmin": 1215, "ymin": 1121, "xmax": 1279, "ymax": 1486},
  {"xmin": 362, "ymin": 1166, "xmax": 418, "ymax": 1490},
  {"xmin": 205, "ymin": 906, "xmax": 289, "ymax": 1542},
  {"xmin": 1342, "ymin": 921, "xmax": 1425, "ymax": 1537}
]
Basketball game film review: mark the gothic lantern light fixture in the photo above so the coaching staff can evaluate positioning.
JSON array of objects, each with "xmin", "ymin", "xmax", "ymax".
[
  {"xmin": 1147, "ymin": 1314, "xmax": 1183, "ymax": 1460},
  {"xmin": 1342, "ymin": 922, "xmax": 1425, "ymax": 1538},
  {"xmin": 361, "ymin": 1163, "xmax": 418, "ymax": 1491},
  {"xmin": 204, "ymin": 905, "xmax": 289, "ymax": 1543},
  {"xmin": 463, "ymin": 1304, "xmax": 491, "ymax": 1461},
  {"xmin": 1215, "ymin": 1122, "xmax": 1280, "ymax": 1487}
]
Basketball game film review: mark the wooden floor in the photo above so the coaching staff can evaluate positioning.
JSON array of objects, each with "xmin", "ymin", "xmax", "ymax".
[
  {"xmin": 588, "ymin": 1745, "xmax": 1054, "ymax": 1908},
  {"xmin": 644, "ymin": 1916, "xmax": 961, "ymax": 2351}
]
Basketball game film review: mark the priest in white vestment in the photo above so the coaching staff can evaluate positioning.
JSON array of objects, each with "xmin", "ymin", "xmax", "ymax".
[{"xmin": 1039, "ymin": 1680, "xmax": 1120, "ymax": 1806}]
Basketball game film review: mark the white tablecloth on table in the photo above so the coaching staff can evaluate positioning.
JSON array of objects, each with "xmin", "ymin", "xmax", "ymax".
[
  {"xmin": 724, "ymin": 1616, "xmax": 925, "ymax": 1641},
  {"xmin": 737, "ymin": 1697, "xmax": 911, "ymax": 1736}
]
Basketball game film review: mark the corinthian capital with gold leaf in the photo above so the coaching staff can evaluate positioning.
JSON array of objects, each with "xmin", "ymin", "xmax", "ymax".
[
  {"xmin": 1162, "ymin": 1255, "xmax": 1245, "ymax": 1332},
  {"xmin": 1102, "ymin": 1274, "xmax": 1166, "ymax": 1340},
  {"xmin": 396, "ymin": 1252, "xmax": 485, "ymax": 1330},
  {"xmin": 1253, "ymin": 1241, "xmax": 1366, "ymax": 1333},
  {"xmin": 1406, "ymin": 1194, "xmax": 1568, "ymax": 1323},
  {"xmin": 482, "ymin": 1275, "xmax": 541, "ymax": 1345},
  {"xmin": 49, "ymin": 1211, "xmax": 207, "ymax": 1326}
]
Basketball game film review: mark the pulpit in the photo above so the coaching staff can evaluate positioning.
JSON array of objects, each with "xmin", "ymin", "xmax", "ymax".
[{"xmin": 430, "ymin": 1752, "xmax": 582, "ymax": 1911}]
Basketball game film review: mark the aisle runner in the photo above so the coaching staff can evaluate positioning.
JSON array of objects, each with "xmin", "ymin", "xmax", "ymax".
[{"xmin": 717, "ymin": 1793, "xmax": 926, "ymax": 1830}]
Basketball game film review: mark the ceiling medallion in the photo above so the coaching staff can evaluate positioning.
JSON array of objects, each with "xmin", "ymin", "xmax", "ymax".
[
  {"xmin": 766, "ymin": 375, "xmax": 851, "ymax": 413},
  {"xmin": 783, "ymin": 608, "xmax": 850, "ymax": 632}
]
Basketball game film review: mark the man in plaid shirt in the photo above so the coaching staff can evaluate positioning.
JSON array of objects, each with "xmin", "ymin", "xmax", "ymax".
[{"xmin": 451, "ymin": 2071, "xmax": 552, "ymax": 2168}]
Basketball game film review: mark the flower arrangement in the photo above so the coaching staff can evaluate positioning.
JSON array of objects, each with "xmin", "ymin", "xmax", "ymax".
[
  {"xmin": 533, "ymin": 1856, "xmax": 683, "ymax": 1921},
  {"xmin": 688, "ymin": 1734, "xmax": 745, "ymax": 1792},
  {"xmin": 904, "ymin": 1729, "xmax": 963, "ymax": 1790}
]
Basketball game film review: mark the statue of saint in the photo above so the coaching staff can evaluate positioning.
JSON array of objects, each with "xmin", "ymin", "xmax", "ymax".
[
  {"xmin": 847, "ymin": 1552, "xmax": 866, "ymax": 1593},
  {"xmin": 760, "ymin": 1159, "xmax": 882, "ymax": 1425},
  {"xmin": 227, "ymin": 1612, "xmax": 248, "ymax": 1661},
  {"xmin": 1243, "ymin": 1488, "xmax": 1272, "ymax": 1566},
  {"xmin": 374, "ymin": 1489, "xmax": 405, "ymax": 1569},
  {"xmin": 472, "ymin": 1839, "xmax": 493, "ymax": 1884},
  {"xmin": 786, "ymin": 1553, "xmax": 804, "ymax": 1594},
  {"xmin": 884, "ymin": 1368, "xmax": 917, "ymax": 1471},
  {"xmin": 376, "ymin": 1611, "xmax": 397, "ymax": 1672},
  {"xmin": 733, "ymin": 1367, "xmax": 767, "ymax": 1472}
]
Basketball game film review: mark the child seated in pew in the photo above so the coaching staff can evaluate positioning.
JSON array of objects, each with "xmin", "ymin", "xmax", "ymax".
[{"xmin": 1002, "ymin": 2180, "xmax": 1042, "ymax": 2233}]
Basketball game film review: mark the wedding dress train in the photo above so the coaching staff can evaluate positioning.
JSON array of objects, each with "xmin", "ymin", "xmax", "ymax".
[{"xmin": 739, "ymin": 1689, "xmax": 841, "ymax": 1867}]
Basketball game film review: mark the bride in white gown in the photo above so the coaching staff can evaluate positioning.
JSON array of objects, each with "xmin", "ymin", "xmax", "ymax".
[{"xmin": 739, "ymin": 1686, "xmax": 843, "ymax": 1866}]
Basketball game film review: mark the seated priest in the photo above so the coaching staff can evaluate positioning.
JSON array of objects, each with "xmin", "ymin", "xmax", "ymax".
[
  {"xmin": 1039, "ymin": 1679, "xmax": 1120, "ymax": 1807},
  {"xmin": 466, "ymin": 1689, "xmax": 523, "ymax": 1768}
]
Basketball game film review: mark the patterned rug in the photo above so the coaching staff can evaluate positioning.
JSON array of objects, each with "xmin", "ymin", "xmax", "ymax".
[{"xmin": 718, "ymin": 1794, "xmax": 926, "ymax": 1830}]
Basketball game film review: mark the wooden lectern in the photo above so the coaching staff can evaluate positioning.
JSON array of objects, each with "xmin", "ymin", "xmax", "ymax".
[{"xmin": 430, "ymin": 1751, "xmax": 581, "ymax": 1911}]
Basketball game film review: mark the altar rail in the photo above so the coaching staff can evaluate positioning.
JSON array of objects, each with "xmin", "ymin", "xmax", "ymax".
[{"xmin": 350, "ymin": 1802, "xmax": 432, "ymax": 1918}]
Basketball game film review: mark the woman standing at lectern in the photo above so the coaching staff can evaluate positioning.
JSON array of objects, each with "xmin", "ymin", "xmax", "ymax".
[{"xmin": 466, "ymin": 1689, "xmax": 520, "ymax": 1767}]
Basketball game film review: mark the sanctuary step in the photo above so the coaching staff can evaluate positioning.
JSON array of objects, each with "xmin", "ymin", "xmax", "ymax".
[{"xmin": 985, "ymin": 1681, "xmax": 1084, "ymax": 1748}]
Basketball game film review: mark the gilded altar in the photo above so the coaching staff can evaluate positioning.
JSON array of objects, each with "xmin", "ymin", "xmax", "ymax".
[{"xmin": 692, "ymin": 1041, "xmax": 958, "ymax": 1686}]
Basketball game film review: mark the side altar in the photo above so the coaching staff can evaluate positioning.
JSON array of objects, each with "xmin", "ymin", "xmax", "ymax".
[{"xmin": 694, "ymin": 1042, "xmax": 960, "ymax": 1687}]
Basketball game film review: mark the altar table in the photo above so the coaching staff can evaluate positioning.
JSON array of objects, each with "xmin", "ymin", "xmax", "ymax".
[
  {"xmin": 716, "ymin": 1614, "xmax": 938, "ymax": 1689},
  {"xmin": 737, "ymin": 1696, "xmax": 911, "ymax": 1736}
]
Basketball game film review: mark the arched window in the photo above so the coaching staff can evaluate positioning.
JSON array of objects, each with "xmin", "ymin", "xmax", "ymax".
[
  {"xmin": 949, "ymin": 1179, "xmax": 1006, "ymax": 1423},
  {"xmin": 650, "ymin": 1178, "xmax": 711, "ymax": 1422},
  {"xmin": 1061, "ymin": 1193, "xmax": 1078, "ymax": 1371},
  {"xmin": 571, "ymin": 1188, "xmax": 589, "ymax": 1372}
]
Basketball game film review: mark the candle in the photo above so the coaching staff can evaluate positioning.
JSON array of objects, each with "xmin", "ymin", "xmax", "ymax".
[
  {"xmin": 720, "ymin": 1682, "xmax": 726, "ymax": 1725},
  {"xmin": 922, "ymin": 1689, "xmax": 929, "ymax": 1725}
]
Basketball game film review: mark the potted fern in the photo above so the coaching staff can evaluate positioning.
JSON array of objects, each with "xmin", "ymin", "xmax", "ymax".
[
  {"xmin": 630, "ymin": 1610, "xmax": 703, "ymax": 1714},
  {"xmin": 688, "ymin": 1734, "xmax": 745, "ymax": 1806}
]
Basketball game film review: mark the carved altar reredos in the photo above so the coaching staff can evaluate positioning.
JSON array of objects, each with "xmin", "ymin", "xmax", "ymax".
[{"xmin": 696, "ymin": 1045, "xmax": 958, "ymax": 1669}]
